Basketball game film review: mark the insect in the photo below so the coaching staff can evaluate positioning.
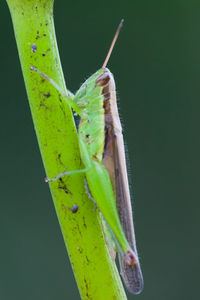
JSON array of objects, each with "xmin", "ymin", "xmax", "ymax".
[{"xmin": 30, "ymin": 20, "xmax": 143, "ymax": 294}]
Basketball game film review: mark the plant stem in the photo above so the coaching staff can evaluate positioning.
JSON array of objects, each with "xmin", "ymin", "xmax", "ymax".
[{"xmin": 6, "ymin": 0, "xmax": 127, "ymax": 299}]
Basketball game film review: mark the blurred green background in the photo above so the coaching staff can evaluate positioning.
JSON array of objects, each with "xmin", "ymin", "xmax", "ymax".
[{"xmin": 1, "ymin": 0, "xmax": 200, "ymax": 299}]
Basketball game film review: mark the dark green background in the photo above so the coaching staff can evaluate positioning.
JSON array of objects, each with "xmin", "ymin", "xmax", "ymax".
[{"xmin": 1, "ymin": 0, "xmax": 199, "ymax": 299}]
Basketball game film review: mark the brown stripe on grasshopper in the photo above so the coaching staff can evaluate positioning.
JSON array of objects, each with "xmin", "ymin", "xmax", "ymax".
[
  {"xmin": 103, "ymin": 83, "xmax": 111, "ymax": 113},
  {"xmin": 95, "ymin": 72, "xmax": 111, "ymax": 117},
  {"xmin": 95, "ymin": 70, "xmax": 116, "ymax": 185},
  {"xmin": 95, "ymin": 72, "xmax": 110, "ymax": 87},
  {"xmin": 100, "ymin": 69, "xmax": 143, "ymax": 294},
  {"xmin": 96, "ymin": 20, "xmax": 143, "ymax": 294}
]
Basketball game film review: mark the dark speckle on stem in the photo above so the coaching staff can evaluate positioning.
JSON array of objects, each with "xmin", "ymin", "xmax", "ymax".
[
  {"xmin": 58, "ymin": 94, "xmax": 62, "ymax": 102},
  {"xmin": 57, "ymin": 153, "xmax": 65, "ymax": 167},
  {"xmin": 71, "ymin": 204, "xmax": 79, "ymax": 213},
  {"xmin": 85, "ymin": 256, "xmax": 90, "ymax": 264},
  {"xmin": 77, "ymin": 247, "xmax": 83, "ymax": 253},
  {"xmin": 44, "ymin": 92, "xmax": 51, "ymax": 98},
  {"xmin": 84, "ymin": 278, "xmax": 88, "ymax": 290},
  {"xmin": 58, "ymin": 178, "xmax": 72, "ymax": 195},
  {"xmin": 83, "ymin": 216, "xmax": 87, "ymax": 228},
  {"xmin": 31, "ymin": 43, "xmax": 37, "ymax": 53}
]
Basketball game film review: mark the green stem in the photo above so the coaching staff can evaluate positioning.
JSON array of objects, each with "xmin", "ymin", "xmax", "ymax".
[{"xmin": 6, "ymin": 0, "xmax": 127, "ymax": 299}]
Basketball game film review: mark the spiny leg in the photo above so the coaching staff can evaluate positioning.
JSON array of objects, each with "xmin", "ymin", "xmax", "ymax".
[
  {"xmin": 30, "ymin": 66, "xmax": 73, "ymax": 98},
  {"xmin": 30, "ymin": 66, "xmax": 81, "ymax": 115},
  {"xmin": 45, "ymin": 168, "xmax": 89, "ymax": 182}
]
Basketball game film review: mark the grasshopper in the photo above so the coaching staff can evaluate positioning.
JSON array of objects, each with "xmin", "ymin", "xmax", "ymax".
[{"xmin": 30, "ymin": 20, "xmax": 143, "ymax": 294}]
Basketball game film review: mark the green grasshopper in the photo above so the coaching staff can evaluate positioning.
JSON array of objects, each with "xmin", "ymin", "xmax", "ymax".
[{"xmin": 30, "ymin": 20, "xmax": 143, "ymax": 294}]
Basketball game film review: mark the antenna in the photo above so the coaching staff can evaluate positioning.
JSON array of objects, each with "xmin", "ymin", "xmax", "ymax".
[{"xmin": 102, "ymin": 19, "xmax": 124, "ymax": 69}]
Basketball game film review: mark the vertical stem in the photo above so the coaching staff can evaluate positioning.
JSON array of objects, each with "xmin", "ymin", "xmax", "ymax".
[{"xmin": 6, "ymin": 0, "xmax": 127, "ymax": 299}]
